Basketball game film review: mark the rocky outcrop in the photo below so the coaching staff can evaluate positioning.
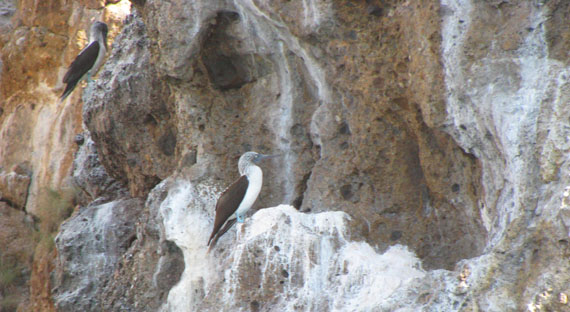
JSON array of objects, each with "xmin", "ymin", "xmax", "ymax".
[
  {"xmin": 0, "ymin": 0, "xmax": 569, "ymax": 311},
  {"xmin": 0, "ymin": 163, "xmax": 31, "ymax": 209},
  {"xmin": 52, "ymin": 197, "xmax": 143, "ymax": 311}
]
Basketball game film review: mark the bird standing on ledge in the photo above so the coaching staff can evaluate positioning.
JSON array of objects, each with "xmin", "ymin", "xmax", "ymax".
[
  {"xmin": 207, "ymin": 151, "xmax": 277, "ymax": 250},
  {"xmin": 60, "ymin": 21, "xmax": 108, "ymax": 101}
]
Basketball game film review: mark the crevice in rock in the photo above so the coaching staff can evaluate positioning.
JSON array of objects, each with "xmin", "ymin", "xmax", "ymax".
[
  {"xmin": 292, "ymin": 171, "xmax": 312, "ymax": 210},
  {"xmin": 201, "ymin": 11, "xmax": 256, "ymax": 90},
  {"xmin": 157, "ymin": 127, "xmax": 177, "ymax": 156},
  {"xmin": 0, "ymin": 198, "xmax": 19, "ymax": 210}
]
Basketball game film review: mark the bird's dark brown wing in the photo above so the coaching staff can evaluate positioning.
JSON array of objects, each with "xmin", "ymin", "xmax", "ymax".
[
  {"xmin": 207, "ymin": 175, "xmax": 248, "ymax": 247},
  {"xmin": 61, "ymin": 41, "xmax": 100, "ymax": 100},
  {"xmin": 63, "ymin": 41, "xmax": 100, "ymax": 83}
]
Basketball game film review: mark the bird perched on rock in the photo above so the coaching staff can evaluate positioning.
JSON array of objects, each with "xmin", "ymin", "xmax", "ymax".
[
  {"xmin": 207, "ymin": 151, "xmax": 277, "ymax": 250},
  {"xmin": 60, "ymin": 21, "xmax": 108, "ymax": 101}
]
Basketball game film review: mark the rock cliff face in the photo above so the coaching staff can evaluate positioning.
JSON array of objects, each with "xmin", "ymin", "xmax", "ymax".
[{"xmin": 0, "ymin": 0, "xmax": 569, "ymax": 311}]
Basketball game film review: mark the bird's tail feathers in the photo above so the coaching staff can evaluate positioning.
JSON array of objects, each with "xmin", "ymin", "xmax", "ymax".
[
  {"xmin": 60, "ymin": 80, "xmax": 79, "ymax": 102},
  {"xmin": 206, "ymin": 218, "xmax": 237, "ymax": 252}
]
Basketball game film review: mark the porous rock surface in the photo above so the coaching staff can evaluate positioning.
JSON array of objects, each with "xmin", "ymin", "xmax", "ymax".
[{"xmin": 0, "ymin": 0, "xmax": 568, "ymax": 311}]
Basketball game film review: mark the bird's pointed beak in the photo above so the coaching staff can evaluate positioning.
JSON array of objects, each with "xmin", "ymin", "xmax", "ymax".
[{"xmin": 103, "ymin": 33, "xmax": 108, "ymax": 50}]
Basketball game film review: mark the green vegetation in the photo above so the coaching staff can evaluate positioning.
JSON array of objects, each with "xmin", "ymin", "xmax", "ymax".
[
  {"xmin": 36, "ymin": 187, "xmax": 76, "ymax": 234},
  {"xmin": 35, "ymin": 186, "xmax": 78, "ymax": 246},
  {"xmin": 27, "ymin": 186, "xmax": 78, "ymax": 271}
]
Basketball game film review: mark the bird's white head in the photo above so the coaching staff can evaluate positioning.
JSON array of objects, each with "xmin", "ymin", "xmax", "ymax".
[
  {"xmin": 90, "ymin": 21, "xmax": 109, "ymax": 48},
  {"xmin": 238, "ymin": 151, "xmax": 278, "ymax": 175}
]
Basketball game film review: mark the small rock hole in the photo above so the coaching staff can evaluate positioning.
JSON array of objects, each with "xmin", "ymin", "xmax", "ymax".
[
  {"xmin": 340, "ymin": 184, "xmax": 353, "ymax": 201},
  {"xmin": 451, "ymin": 183, "xmax": 460, "ymax": 193},
  {"xmin": 339, "ymin": 122, "xmax": 351, "ymax": 135},
  {"xmin": 390, "ymin": 230, "xmax": 402, "ymax": 241}
]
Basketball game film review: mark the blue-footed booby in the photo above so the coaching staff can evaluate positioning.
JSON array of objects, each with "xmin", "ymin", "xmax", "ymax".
[
  {"xmin": 207, "ymin": 152, "xmax": 276, "ymax": 250},
  {"xmin": 60, "ymin": 21, "xmax": 108, "ymax": 101}
]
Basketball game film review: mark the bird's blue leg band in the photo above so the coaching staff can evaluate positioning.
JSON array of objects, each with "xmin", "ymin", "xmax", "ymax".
[{"xmin": 237, "ymin": 214, "xmax": 245, "ymax": 223}]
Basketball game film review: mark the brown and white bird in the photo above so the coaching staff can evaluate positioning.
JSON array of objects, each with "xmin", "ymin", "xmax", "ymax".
[
  {"xmin": 207, "ymin": 151, "xmax": 276, "ymax": 250},
  {"xmin": 60, "ymin": 21, "xmax": 108, "ymax": 101}
]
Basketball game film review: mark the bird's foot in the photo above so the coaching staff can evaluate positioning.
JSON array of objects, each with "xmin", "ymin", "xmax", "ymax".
[
  {"xmin": 236, "ymin": 215, "xmax": 245, "ymax": 223},
  {"xmin": 86, "ymin": 73, "xmax": 94, "ymax": 83}
]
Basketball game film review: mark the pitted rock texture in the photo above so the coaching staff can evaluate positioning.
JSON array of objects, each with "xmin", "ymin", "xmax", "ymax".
[
  {"xmin": 71, "ymin": 130, "xmax": 126, "ymax": 205},
  {"xmin": 1, "ymin": 0, "xmax": 569, "ymax": 311},
  {"xmin": 128, "ymin": 0, "xmax": 486, "ymax": 270},
  {"xmin": 52, "ymin": 0, "xmax": 570, "ymax": 310},
  {"xmin": 83, "ymin": 13, "xmax": 176, "ymax": 197}
]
